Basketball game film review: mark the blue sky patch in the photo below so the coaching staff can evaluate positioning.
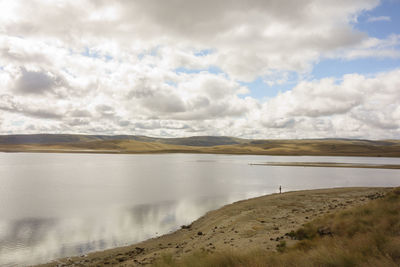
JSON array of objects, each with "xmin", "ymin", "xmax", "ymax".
[
  {"xmin": 312, "ymin": 57, "xmax": 400, "ymax": 79},
  {"xmin": 242, "ymin": 1, "xmax": 400, "ymax": 99},
  {"xmin": 194, "ymin": 49, "xmax": 214, "ymax": 56},
  {"xmin": 81, "ymin": 47, "xmax": 101, "ymax": 59},
  {"xmin": 239, "ymin": 75, "xmax": 297, "ymax": 99},
  {"xmin": 354, "ymin": 0, "xmax": 400, "ymax": 39},
  {"xmin": 175, "ymin": 65, "xmax": 223, "ymax": 75}
]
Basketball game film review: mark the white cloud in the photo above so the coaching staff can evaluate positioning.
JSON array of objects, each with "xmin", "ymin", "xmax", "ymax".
[
  {"xmin": 367, "ymin": 16, "xmax": 391, "ymax": 22},
  {"xmin": 327, "ymin": 34, "xmax": 400, "ymax": 60},
  {"xmin": 0, "ymin": 0, "xmax": 399, "ymax": 139},
  {"xmin": 0, "ymin": 0, "xmax": 386, "ymax": 81},
  {"xmin": 257, "ymin": 69, "xmax": 400, "ymax": 139}
]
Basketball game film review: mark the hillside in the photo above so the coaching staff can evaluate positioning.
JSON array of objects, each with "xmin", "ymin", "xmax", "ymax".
[
  {"xmin": 0, "ymin": 134, "xmax": 245, "ymax": 146},
  {"xmin": 0, "ymin": 134, "xmax": 399, "ymax": 157}
]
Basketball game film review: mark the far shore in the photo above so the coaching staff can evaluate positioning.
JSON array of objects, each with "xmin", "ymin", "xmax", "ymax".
[
  {"xmin": 2, "ymin": 147, "xmax": 400, "ymax": 158},
  {"xmin": 37, "ymin": 187, "xmax": 391, "ymax": 266},
  {"xmin": 1, "ymin": 137, "xmax": 400, "ymax": 157},
  {"xmin": 250, "ymin": 162, "xmax": 400, "ymax": 169},
  {"xmin": 1, "ymin": 135, "xmax": 400, "ymax": 157}
]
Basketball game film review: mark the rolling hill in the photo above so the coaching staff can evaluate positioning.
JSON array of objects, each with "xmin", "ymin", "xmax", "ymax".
[{"xmin": 0, "ymin": 134, "xmax": 399, "ymax": 157}]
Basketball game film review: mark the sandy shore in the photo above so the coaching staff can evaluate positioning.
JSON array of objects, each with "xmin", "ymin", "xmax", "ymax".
[
  {"xmin": 38, "ymin": 187, "xmax": 391, "ymax": 267},
  {"xmin": 250, "ymin": 162, "xmax": 400, "ymax": 169}
]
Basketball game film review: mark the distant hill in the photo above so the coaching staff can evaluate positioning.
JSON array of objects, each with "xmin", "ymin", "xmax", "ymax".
[
  {"xmin": 151, "ymin": 136, "xmax": 247, "ymax": 146},
  {"xmin": 0, "ymin": 134, "xmax": 399, "ymax": 157},
  {"xmin": 0, "ymin": 134, "xmax": 246, "ymax": 147}
]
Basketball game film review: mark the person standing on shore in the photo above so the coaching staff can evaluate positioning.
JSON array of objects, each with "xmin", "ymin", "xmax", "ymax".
[{"xmin": 279, "ymin": 185, "xmax": 282, "ymax": 194}]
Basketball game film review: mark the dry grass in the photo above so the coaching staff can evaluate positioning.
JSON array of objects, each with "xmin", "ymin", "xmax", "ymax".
[
  {"xmin": 1, "ymin": 138, "xmax": 400, "ymax": 157},
  {"xmin": 154, "ymin": 188, "xmax": 400, "ymax": 267}
]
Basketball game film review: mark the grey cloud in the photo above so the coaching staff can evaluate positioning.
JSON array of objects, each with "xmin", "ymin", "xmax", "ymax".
[
  {"xmin": 118, "ymin": 120, "xmax": 130, "ymax": 127},
  {"xmin": 189, "ymin": 97, "xmax": 210, "ymax": 110},
  {"xmin": 134, "ymin": 121, "xmax": 161, "ymax": 130},
  {"xmin": 122, "ymin": 0, "xmax": 324, "ymax": 39},
  {"xmin": 0, "ymin": 94, "xmax": 63, "ymax": 120},
  {"xmin": 0, "ymin": 46, "xmax": 49, "ymax": 65},
  {"xmin": 0, "ymin": 94, "xmax": 19, "ymax": 111},
  {"xmin": 5, "ymin": 0, "xmax": 320, "ymax": 39},
  {"xmin": 207, "ymin": 102, "xmax": 247, "ymax": 118},
  {"xmin": 26, "ymin": 124, "xmax": 36, "ymax": 131},
  {"xmin": 27, "ymin": 109, "xmax": 63, "ymax": 120},
  {"xmin": 2, "ymin": 0, "xmax": 382, "ymax": 81},
  {"xmin": 127, "ymin": 77, "xmax": 159, "ymax": 100},
  {"xmin": 67, "ymin": 118, "xmax": 91, "ymax": 126},
  {"xmin": 95, "ymin": 105, "xmax": 115, "ymax": 117},
  {"xmin": 262, "ymin": 118, "xmax": 295, "ymax": 129},
  {"xmin": 128, "ymin": 87, "xmax": 155, "ymax": 99},
  {"xmin": 14, "ymin": 68, "xmax": 62, "ymax": 95},
  {"xmin": 69, "ymin": 109, "xmax": 92, "ymax": 118},
  {"xmin": 140, "ymin": 93, "xmax": 186, "ymax": 113}
]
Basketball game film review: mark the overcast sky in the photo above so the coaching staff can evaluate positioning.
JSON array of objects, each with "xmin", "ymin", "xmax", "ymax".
[{"xmin": 0, "ymin": 0, "xmax": 399, "ymax": 139}]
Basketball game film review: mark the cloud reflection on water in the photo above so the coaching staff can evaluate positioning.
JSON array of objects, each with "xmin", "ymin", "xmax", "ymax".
[
  {"xmin": 1, "ymin": 153, "xmax": 400, "ymax": 266},
  {"xmin": 0, "ymin": 194, "xmax": 260, "ymax": 266}
]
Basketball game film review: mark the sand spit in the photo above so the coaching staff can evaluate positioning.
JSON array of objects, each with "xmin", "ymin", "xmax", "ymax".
[
  {"xmin": 37, "ymin": 187, "xmax": 391, "ymax": 266},
  {"xmin": 250, "ymin": 162, "xmax": 400, "ymax": 169}
]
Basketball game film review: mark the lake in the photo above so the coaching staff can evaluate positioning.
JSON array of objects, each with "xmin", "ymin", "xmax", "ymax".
[{"xmin": 0, "ymin": 153, "xmax": 399, "ymax": 266}]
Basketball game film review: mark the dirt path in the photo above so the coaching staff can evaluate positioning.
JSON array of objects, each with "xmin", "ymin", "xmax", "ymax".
[{"xmin": 37, "ymin": 187, "xmax": 390, "ymax": 266}]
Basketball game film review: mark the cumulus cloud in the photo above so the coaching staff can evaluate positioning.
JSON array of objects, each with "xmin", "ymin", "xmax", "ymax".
[
  {"xmin": 258, "ymin": 69, "xmax": 400, "ymax": 138},
  {"xmin": 328, "ymin": 34, "xmax": 400, "ymax": 60},
  {"xmin": 0, "ymin": 0, "xmax": 399, "ymax": 139},
  {"xmin": 0, "ymin": 94, "xmax": 63, "ymax": 120},
  {"xmin": 14, "ymin": 68, "xmax": 59, "ymax": 95},
  {"xmin": 0, "ymin": 0, "xmax": 391, "ymax": 81}
]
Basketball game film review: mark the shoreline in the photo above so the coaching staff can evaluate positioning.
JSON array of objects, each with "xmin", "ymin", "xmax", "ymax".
[
  {"xmin": 250, "ymin": 162, "xmax": 400, "ymax": 169},
  {"xmin": 37, "ymin": 187, "xmax": 391, "ymax": 266},
  {"xmin": 2, "ymin": 148, "xmax": 400, "ymax": 158}
]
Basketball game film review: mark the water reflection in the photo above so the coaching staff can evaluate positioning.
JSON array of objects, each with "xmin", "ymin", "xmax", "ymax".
[
  {"xmin": 0, "ymin": 153, "xmax": 399, "ymax": 266},
  {"xmin": 0, "ymin": 195, "xmax": 260, "ymax": 266}
]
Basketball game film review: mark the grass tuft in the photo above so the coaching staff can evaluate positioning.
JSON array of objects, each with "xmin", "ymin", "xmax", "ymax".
[{"xmin": 154, "ymin": 188, "xmax": 400, "ymax": 267}]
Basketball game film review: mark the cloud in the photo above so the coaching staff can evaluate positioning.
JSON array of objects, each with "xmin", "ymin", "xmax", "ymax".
[
  {"xmin": 367, "ymin": 16, "xmax": 391, "ymax": 22},
  {"xmin": 1, "ymin": 66, "xmax": 399, "ymax": 139},
  {"xmin": 257, "ymin": 69, "xmax": 400, "ymax": 138},
  {"xmin": 0, "ymin": 94, "xmax": 63, "ymax": 120},
  {"xmin": 69, "ymin": 109, "xmax": 92, "ymax": 118},
  {"xmin": 0, "ymin": 0, "xmax": 399, "ymax": 139},
  {"xmin": 328, "ymin": 34, "xmax": 400, "ymax": 60},
  {"xmin": 0, "ymin": 0, "xmax": 386, "ymax": 81},
  {"xmin": 14, "ymin": 68, "xmax": 59, "ymax": 95}
]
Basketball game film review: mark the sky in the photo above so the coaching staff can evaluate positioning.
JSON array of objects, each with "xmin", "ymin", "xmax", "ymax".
[{"xmin": 0, "ymin": 0, "xmax": 399, "ymax": 139}]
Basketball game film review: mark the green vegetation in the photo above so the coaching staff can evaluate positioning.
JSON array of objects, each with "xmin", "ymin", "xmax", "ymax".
[{"xmin": 154, "ymin": 188, "xmax": 400, "ymax": 267}]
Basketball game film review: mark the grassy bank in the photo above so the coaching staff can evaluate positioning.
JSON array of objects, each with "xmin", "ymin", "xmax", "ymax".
[{"xmin": 155, "ymin": 188, "xmax": 400, "ymax": 267}]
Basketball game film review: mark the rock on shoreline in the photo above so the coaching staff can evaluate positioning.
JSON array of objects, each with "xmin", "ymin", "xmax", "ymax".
[{"xmin": 37, "ymin": 187, "xmax": 390, "ymax": 267}]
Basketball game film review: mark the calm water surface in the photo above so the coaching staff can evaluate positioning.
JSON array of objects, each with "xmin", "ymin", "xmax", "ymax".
[{"xmin": 0, "ymin": 153, "xmax": 399, "ymax": 266}]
